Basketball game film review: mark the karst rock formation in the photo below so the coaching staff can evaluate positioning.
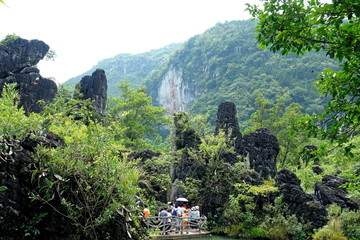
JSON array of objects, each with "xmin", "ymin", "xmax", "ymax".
[
  {"xmin": 75, "ymin": 69, "xmax": 108, "ymax": 115},
  {"xmin": 0, "ymin": 38, "xmax": 57, "ymax": 113}
]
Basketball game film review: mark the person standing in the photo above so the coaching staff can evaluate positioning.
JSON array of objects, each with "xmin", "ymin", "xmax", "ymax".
[
  {"xmin": 159, "ymin": 208, "xmax": 169, "ymax": 234},
  {"xmin": 177, "ymin": 205, "xmax": 185, "ymax": 217},
  {"xmin": 194, "ymin": 206, "xmax": 200, "ymax": 217},
  {"xmin": 143, "ymin": 205, "xmax": 150, "ymax": 218}
]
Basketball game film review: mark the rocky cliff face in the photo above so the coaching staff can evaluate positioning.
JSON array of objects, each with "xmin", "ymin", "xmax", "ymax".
[
  {"xmin": 75, "ymin": 69, "xmax": 107, "ymax": 115},
  {"xmin": 158, "ymin": 65, "xmax": 199, "ymax": 114},
  {"xmin": 0, "ymin": 38, "xmax": 49, "ymax": 78},
  {"xmin": 0, "ymin": 38, "xmax": 57, "ymax": 113}
]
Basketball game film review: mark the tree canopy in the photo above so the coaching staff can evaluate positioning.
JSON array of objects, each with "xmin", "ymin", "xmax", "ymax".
[{"xmin": 246, "ymin": 0, "xmax": 360, "ymax": 146}]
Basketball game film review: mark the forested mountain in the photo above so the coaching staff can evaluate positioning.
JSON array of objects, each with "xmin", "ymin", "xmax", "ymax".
[
  {"xmin": 146, "ymin": 20, "xmax": 339, "ymax": 125},
  {"xmin": 66, "ymin": 20, "xmax": 339, "ymax": 126}
]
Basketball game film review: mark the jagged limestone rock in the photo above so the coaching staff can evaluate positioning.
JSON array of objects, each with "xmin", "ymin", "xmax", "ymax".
[
  {"xmin": 0, "ymin": 135, "xmax": 78, "ymax": 240},
  {"xmin": 0, "ymin": 38, "xmax": 49, "ymax": 78},
  {"xmin": 315, "ymin": 175, "xmax": 358, "ymax": 210},
  {"xmin": 0, "ymin": 72, "xmax": 57, "ymax": 113},
  {"xmin": 242, "ymin": 128, "xmax": 279, "ymax": 179},
  {"xmin": 75, "ymin": 69, "xmax": 107, "ymax": 115},
  {"xmin": 0, "ymin": 38, "xmax": 57, "ymax": 114},
  {"xmin": 276, "ymin": 169, "xmax": 327, "ymax": 229},
  {"xmin": 215, "ymin": 101, "xmax": 242, "ymax": 156}
]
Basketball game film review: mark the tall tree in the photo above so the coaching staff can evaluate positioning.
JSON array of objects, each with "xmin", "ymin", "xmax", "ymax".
[
  {"xmin": 106, "ymin": 81, "xmax": 169, "ymax": 150},
  {"xmin": 247, "ymin": 0, "xmax": 360, "ymax": 147}
]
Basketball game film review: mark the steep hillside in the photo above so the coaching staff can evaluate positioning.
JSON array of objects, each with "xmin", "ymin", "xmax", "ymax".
[
  {"xmin": 66, "ymin": 43, "xmax": 181, "ymax": 96},
  {"xmin": 146, "ymin": 20, "xmax": 339, "ymax": 124}
]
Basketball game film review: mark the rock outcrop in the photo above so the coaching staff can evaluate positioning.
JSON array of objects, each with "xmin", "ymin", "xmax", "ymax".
[
  {"xmin": 0, "ymin": 38, "xmax": 49, "ymax": 78},
  {"xmin": 212, "ymin": 102, "xmax": 279, "ymax": 178},
  {"xmin": 75, "ymin": 69, "xmax": 107, "ymax": 115},
  {"xmin": 158, "ymin": 65, "xmax": 200, "ymax": 114},
  {"xmin": 0, "ymin": 38, "xmax": 57, "ymax": 113},
  {"xmin": 215, "ymin": 101, "xmax": 242, "ymax": 155},
  {"xmin": 315, "ymin": 175, "xmax": 358, "ymax": 210},
  {"xmin": 0, "ymin": 72, "xmax": 57, "ymax": 113},
  {"xmin": 276, "ymin": 169, "xmax": 327, "ymax": 229},
  {"xmin": 128, "ymin": 149, "xmax": 161, "ymax": 162},
  {"xmin": 242, "ymin": 128, "xmax": 279, "ymax": 179}
]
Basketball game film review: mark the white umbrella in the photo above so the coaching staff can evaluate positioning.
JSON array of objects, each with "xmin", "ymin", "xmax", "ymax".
[{"xmin": 176, "ymin": 197, "xmax": 189, "ymax": 202}]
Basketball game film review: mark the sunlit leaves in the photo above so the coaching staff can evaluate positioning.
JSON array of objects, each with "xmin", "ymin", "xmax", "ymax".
[
  {"xmin": 0, "ymin": 83, "xmax": 44, "ymax": 140},
  {"xmin": 106, "ymin": 80, "xmax": 169, "ymax": 150},
  {"xmin": 247, "ymin": 0, "xmax": 360, "ymax": 146}
]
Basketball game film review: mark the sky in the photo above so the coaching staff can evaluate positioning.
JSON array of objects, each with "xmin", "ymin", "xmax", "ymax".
[{"xmin": 0, "ymin": 0, "xmax": 261, "ymax": 83}]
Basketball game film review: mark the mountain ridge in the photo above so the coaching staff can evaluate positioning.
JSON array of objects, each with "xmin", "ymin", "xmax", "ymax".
[{"xmin": 66, "ymin": 20, "xmax": 339, "ymax": 125}]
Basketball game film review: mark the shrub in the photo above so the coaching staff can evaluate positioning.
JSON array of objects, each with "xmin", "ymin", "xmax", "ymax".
[
  {"xmin": 312, "ymin": 204, "xmax": 355, "ymax": 240},
  {"xmin": 312, "ymin": 227, "xmax": 347, "ymax": 240},
  {"xmin": 0, "ymin": 83, "xmax": 44, "ymax": 140},
  {"xmin": 340, "ymin": 209, "xmax": 360, "ymax": 240},
  {"xmin": 261, "ymin": 197, "xmax": 311, "ymax": 240},
  {"xmin": 0, "ymin": 34, "xmax": 20, "ymax": 45},
  {"xmin": 31, "ymin": 116, "xmax": 142, "ymax": 238}
]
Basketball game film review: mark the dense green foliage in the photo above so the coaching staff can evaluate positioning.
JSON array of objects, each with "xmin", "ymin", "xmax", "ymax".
[
  {"xmin": 0, "ymin": 84, "xmax": 170, "ymax": 239},
  {"xmin": 145, "ymin": 20, "xmax": 339, "ymax": 125},
  {"xmin": 105, "ymin": 81, "xmax": 170, "ymax": 150},
  {"xmin": 247, "ymin": 0, "xmax": 360, "ymax": 146},
  {"xmin": 312, "ymin": 204, "xmax": 359, "ymax": 240},
  {"xmin": 0, "ymin": 84, "xmax": 43, "ymax": 139}
]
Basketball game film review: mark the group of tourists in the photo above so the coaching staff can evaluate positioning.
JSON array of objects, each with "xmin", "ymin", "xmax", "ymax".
[
  {"xmin": 142, "ymin": 201, "xmax": 202, "ymax": 235},
  {"xmin": 164, "ymin": 202, "xmax": 200, "ymax": 219}
]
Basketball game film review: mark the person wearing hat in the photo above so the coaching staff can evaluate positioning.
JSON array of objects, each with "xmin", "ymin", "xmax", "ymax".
[
  {"xmin": 189, "ymin": 207, "xmax": 197, "ymax": 229},
  {"xmin": 168, "ymin": 202, "xmax": 175, "ymax": 213},
  {"xmin": 194, "ymin": 206, "xmax": 200, "ymax": 218}
]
